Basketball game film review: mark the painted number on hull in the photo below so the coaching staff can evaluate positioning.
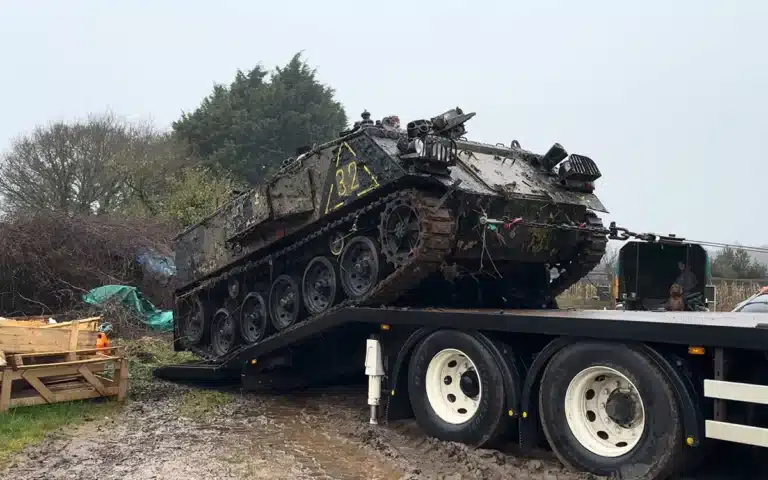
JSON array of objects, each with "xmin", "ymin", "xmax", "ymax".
[
  {"xmin": 335, "ymin": 161, "xmax": 360, "ymax": 196},
  {"xmin": 325, "ymin": 142, "xmax": 380, "ymax": 214}
]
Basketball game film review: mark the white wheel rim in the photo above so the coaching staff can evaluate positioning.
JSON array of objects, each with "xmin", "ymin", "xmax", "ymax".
[
  {"xmin": 564, "ymin": 365, "xmax": 646, "ymax": 458},
  {"xmin": 425, "ymin": 348, "xmax": 482, "ymax": 424}
]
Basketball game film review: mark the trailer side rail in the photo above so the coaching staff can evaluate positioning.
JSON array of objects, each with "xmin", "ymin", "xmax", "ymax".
[{"xmin": 704, "ymin": 379, "xmax": 768, "ymax": 447}]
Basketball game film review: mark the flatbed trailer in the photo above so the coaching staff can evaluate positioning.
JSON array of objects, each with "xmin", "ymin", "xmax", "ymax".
[{"xmin": 156, "ymin": 305, "xmax": 768, "ymax": 480}]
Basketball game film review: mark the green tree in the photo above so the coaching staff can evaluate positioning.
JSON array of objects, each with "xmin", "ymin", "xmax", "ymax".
[
  {"xmin": 712, "ymin": 246, "xmax": 768, "ymax": 279},
  {"xmin": 172, "ymin": 53, "xmax": 348, "ymax": 185},
  {"xmin": 159, "ymin": 166, "xmax": 236, "ymax": 227},
  {"xmin": 113, "ymin": 131, "xmax": 236, "ymax": 227}
]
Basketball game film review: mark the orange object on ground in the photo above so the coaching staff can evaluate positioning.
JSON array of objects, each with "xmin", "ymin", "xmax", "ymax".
[{"xmin": 96, "ymin": 332, "xmax": 111, "ymax": 349}]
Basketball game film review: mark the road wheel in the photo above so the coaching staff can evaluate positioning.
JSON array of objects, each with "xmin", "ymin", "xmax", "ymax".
[
  {"xmin": 269, "ymin": 274, "xmax": 303, "ymax": 331},
  {"xmin": 180, "ymin": 296, "xmax": 206, "ymax": 345},
  {"xmin": 339, "ymin": 236, "xmax": 380, "ymax": 301},
  {"xmin": 407, "ymin": 330, "xmax": 509, "ymax": 447},
  {"xmin": 210, "ymin": 307, "xmax": 238, "ymax": 356},
  {"xmin": 240, "ymin": 292, "xmax": 269, "ymax": 344},
  {"xmin": 302, "ymin": 256, "xmax": 339, "ymax": 315},
  {"xmin": 538, "ymin": 341, "xmax": 684, "ymax": 479}
]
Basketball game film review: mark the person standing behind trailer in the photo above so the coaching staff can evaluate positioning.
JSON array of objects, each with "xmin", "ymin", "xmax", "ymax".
[{"xmin": 674, "ymin": 261, "xmax": 697, "ymax": 295}]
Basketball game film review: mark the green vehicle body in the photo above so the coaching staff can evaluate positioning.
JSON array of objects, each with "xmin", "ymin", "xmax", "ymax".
[{"xmin": 613, "ymin": 240, "xmax": 715, "ymax": 311}]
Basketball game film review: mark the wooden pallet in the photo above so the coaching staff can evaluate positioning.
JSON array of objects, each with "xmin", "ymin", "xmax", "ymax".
[{"xmin": 0, "ymin": 346, "xmax": 128, "ymax": 412}]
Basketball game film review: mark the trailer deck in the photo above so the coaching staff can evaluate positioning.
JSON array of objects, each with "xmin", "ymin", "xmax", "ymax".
[
  {"xmin": 155, "ymin": 306, "xmax": 768, "ymax": 381},
  {"xmin": 153, "ymin": 304, "xmax": 768, "ymax": 479}
]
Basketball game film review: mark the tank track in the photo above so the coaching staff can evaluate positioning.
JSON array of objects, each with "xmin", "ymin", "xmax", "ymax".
[
  {"xmin": 176, "ymin": 188, "xmax": 455, "ymax": 359},
  {"xmin": 176, "ymin": 193, "xmax": 606, "ymax": 361},
  {"xmin": 547, "ymin": 211, "xmax": 608, "ymax": 298}
]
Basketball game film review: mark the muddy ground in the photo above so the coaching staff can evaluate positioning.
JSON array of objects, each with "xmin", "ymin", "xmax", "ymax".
[
  {"xmin": 0, "ymin": 378, "xmax": 593, "ymax": 480},
  {"xmin": 1, "ymin": 379, "xmax": 763, "ymax": 480}
]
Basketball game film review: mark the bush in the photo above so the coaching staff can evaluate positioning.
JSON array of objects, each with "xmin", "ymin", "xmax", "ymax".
[{"xmin": 0, "ymin": 210, "xmax": 180, "ymax": 316}]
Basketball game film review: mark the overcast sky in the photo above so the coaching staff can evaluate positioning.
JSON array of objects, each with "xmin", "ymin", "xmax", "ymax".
[{"xmin": 1, "ymin": 0, "xmax": 765, "ymax": 248}]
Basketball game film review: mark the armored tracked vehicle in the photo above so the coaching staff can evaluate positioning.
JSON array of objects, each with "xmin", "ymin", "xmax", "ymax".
[{"xmin": 173, "ymin": 108, "xmax": 608, "ymax": 357}]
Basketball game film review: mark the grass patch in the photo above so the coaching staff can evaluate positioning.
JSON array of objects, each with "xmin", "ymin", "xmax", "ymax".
[
  {"xmin": 0, "ymin": 400, "xmax": 120, "ymax": 468},
  {"xmin": 121, "ymin": 335, "xmax": 197, "ymax": 396},
  {"xmin": 0, "ymin": 335, "xmax": 194, "ymax": 469},
  {"xmin": 178, "ymin": 389, "xmax": 234, "ymax": 417},
  {"xmin": 122, "ymin": 335, "xmax": 234, "ymax": 416}
]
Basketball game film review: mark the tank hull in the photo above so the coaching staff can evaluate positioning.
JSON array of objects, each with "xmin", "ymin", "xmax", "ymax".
[{"xmin": 172, "ymin": 113, "xmax": 609, "ymax": 357}]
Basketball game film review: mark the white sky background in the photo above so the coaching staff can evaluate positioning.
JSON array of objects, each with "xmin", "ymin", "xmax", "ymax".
[{"xmin": 1, "ymin": 0, "xmax": 766, "ymax": 248}]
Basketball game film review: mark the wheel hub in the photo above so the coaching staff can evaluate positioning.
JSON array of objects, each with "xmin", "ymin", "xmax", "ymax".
[
  {"xmin": 394, "ymin": 221, "xmax": 406, "ymax": 239},
  {"xmin": 279, "ymin": 292, "xmax": 294, "ymax": 308},
  {"xmin": 353, "ymin": 260, "xmax": 368, "ymax": 275},
  {"xmin": 605, "ymin": 390, "xmax": 638, "ymax": 426},
  {"xmin": 459, "ymin": 371, "xmax": 480, "ymax": 398}
]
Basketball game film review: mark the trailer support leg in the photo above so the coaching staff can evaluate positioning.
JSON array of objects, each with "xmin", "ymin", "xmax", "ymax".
[{"xmin": 365, "ymin": 337, "xmax": 385, "ymax": 425}]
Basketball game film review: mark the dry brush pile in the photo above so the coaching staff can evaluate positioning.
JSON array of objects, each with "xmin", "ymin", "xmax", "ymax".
[{"xmin": 0, "ymin": 210, "xmax": 181, "ymax": 318}]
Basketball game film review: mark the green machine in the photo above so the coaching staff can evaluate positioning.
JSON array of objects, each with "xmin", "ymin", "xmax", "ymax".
[{"xmin": 613, "ymin": 238, "xmax": 716, "ymax": 311}]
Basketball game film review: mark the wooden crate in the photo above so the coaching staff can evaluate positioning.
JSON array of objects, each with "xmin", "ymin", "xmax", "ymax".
[
  {"xmin": 0, "ymin": 317, "xmax": 103, "ymax": 363},
  {"xmin": 0, "ymin": 315, "xmax": 102, "ymax": 332},
  {"xmin": 0, "ymin": 346, "xmax": 128, "ymax": 412}
]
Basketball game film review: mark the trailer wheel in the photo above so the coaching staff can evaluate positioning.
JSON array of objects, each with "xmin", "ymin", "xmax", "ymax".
[
  {"xmin": 538, "ymin": 341, "xmax": 683, "ymax": 479},
  {"xmin": 407, "ymin": 330, "xmax": 508, "ymax": 447}
]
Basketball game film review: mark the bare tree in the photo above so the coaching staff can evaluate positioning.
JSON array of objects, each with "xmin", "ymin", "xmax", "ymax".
[
  {"xmin": 596, "ymin": 244, "xmax": 620, "ymax": 275},
  {"xmin": 0, "ymin": 112, "xmax": 163, "ymax": 215}
]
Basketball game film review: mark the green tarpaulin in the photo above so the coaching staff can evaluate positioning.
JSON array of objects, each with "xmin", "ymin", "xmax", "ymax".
[{"xmin": 83, "ymin": 285, "xmax": 174, "ymax": 332}]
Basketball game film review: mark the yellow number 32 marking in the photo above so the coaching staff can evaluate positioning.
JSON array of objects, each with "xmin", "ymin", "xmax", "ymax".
[{"xmin": 335, "ymin": 161, "xmax": 359, "ymax": 197}]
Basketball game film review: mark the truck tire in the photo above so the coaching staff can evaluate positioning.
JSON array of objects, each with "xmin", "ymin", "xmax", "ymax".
[
  {"xmin": 407, "ymin": 330, "xmax": 508, "ymax": 447},
  {"xmin": 538, "ymin": 341, "xmax": 683, "ymax": 480}
]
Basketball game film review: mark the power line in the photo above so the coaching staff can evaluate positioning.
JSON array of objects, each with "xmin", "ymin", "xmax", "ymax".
[
  {"xmin": 607, "ymin": 236, "xmax": 768, "ymax": 255},
  {"xmin": 680, "ymin": 240, "xmax": 768, "ymax": 255}
]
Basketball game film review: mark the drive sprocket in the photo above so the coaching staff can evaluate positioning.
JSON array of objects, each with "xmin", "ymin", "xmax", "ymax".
[{"xmin": 378, "ymin": 194, "xmax": 426, "ymax": 267}]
